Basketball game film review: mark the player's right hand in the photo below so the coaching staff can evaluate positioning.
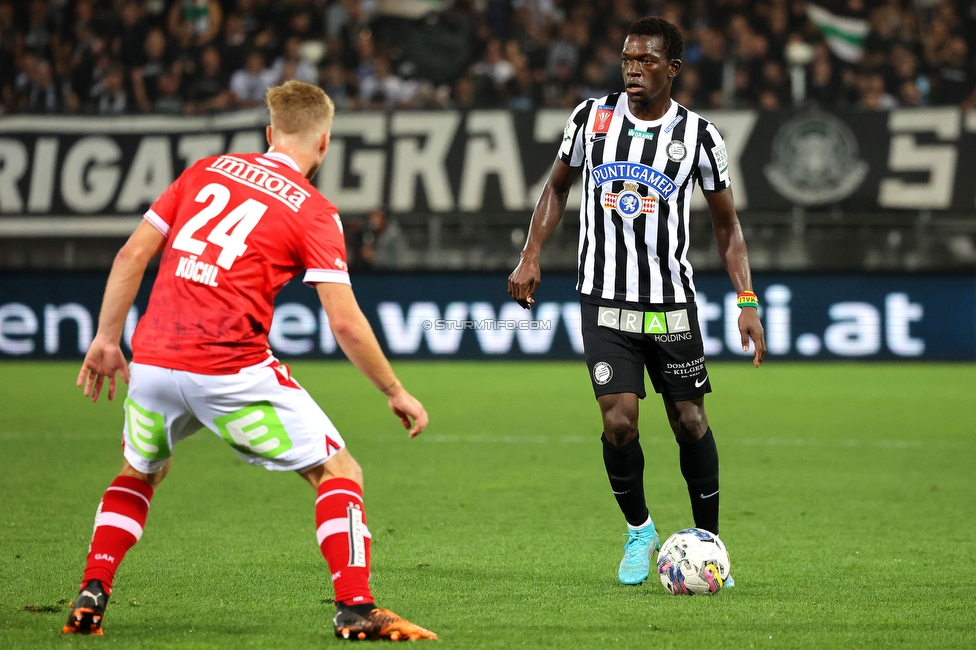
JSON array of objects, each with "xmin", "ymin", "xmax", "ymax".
[
  {"xmin": 77, "ymin": 334, "xmax": 130, "ymax": 403},
  {"xmin": 386, "ymin": 385, "xmax": 429, "ymax": 438},
  {"xmin": 508, "ymin": 254, "xmax": 541, "ymax": 309}
]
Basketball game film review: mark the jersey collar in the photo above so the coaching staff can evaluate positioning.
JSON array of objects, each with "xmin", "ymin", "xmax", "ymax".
[
  {"xmin": 621, "ymin": 98, "xmax": 678, "ymax": 128},
  {"xmin": 263, "ymin": 150, "xmax": 301, "ymax": 173}
]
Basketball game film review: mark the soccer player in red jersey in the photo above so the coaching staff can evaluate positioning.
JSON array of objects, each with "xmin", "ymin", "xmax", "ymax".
[{"xmin": 63, "ymin": 81, "xmax": 437, "ymax": 642}]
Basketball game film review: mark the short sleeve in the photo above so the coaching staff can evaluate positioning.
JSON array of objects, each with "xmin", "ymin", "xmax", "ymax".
[
  {"xmin": 143, "ymin": 162, "xmax": 194, "ymax": 237},
  {"xmin": 558, "ymin": 100, "xmax": 592, "ymax": 168},
  {"xmin": 301, "ymin": 206, "xmax": 350, "ymax": 285},
  {"xmin": 696, "ymin": 122, "xmax": 731, "ymax": 192}
]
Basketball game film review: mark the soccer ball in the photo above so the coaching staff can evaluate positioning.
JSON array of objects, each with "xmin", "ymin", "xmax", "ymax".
[{"xmin": 656, "ymin": 528, "xmax": 730, "ymax": 595}]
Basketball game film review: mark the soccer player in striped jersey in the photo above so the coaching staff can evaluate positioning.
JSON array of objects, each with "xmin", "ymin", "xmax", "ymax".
[
  {"xmin": 62, "ymin": 82, "xmax": 436, "ymax": 641},
  {"xmin": 509, "ymin": 16, "xmax": 766, "ymax": 586}
]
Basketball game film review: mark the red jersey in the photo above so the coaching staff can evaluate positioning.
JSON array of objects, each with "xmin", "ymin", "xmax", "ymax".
[{"xmin": 132, "ymin": 151, "xmax": 348, "ymax": 374}]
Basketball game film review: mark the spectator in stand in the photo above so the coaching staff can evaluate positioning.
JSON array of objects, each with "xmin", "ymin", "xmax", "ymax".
[
  {"xmin": 759, "ymin": 60, "xmax": 789, "ymax": 106},
  {"xmin": 472, "ymin": 38, "xmax": 516, "ymax": 107},
  {"xmin": 578, "ymin": 60, "xmax": 612, "ymax": 102},
  {"xmin": 153, "ymin": 70, "xmax": 184, "ymax": 114},
  {"xmin": 508, "ymin": 60, "xmax": 540, "ymax": 110},
  {"xmin": 19, "ymin": 58, "xmax": 61, "ymax": 114},
  {"xmin": 91, "ymin": 63, "xmax": 128, "ymax": 115},
  {"xmin": 270, "ymin": 36, "xmax": 318, "ymax": 85},
  {"xmin": 168, "ymin": 0, "xmax": 223, "ymax": 48},
  {"xmin": 185, "ymin": 45, "xmax": 232, "ymax": 114},
  {"xmin": 229, "ymin": 49, "xmax": 276, "ymax": 107},
  {"xmin": 930, "ymin": 36, "xmax": 975, "ymax": 106},
  {"xmin": 347, "ymin": 209, "xmax": 389, "ymax": 272},
  {"xmin": 320, "ymin": 60, "xmax": 352, "ymax": 110},
  {"xmin": 807, "ymin": 42, "xmax": 840, "ymax": 106},
  {"xmin": 117, "ymin": 1, "xmax": 149, "ymax": 66},
  {"xmin": 235, "ymin": 0, "xmax": 266, "ymax": 39},
  {"xmin": 545, "ymin": 21, "xmax": 579, "ymax": 82},
  {"xmin": 220, "ymin": 13, "xmax": 250, "ymax": 74},
  {"xmin": 696, "ymin": 27, "xmax": 726, "ymax": 108},
  {"xmin": 71, "ymin": 2, "xmax": 100, "ymax": 63},
  {"xmin": 23, "ymin": 0, "xmax": 56, "ymax": 61},
  {"xmin": 672, "ymin": 65, "xmax": 700, "ymax": 108},
  {"xmin": 352, "ymin": 29, "xmax": 379, "ymax": 90},
  {"xmin": 131, "ymin": 28, "xmax": 178, "ymax": 113},
  {"xmin": 14, "ymin": 53, "xmax": 40, "ymax": 106},
  {"xmin": 359, "ymin": 57, "xmax": 415, "ymax": 110},
  {"xmin": 541, "ymin": 58, "xmax": 576, "ymax": 108},
  {"xmin": 886, "ymin": 44, "xmax": 919, "ymax": 100},
  {"xmin": 858, "ymin": 72, "xmax": 898, "ymax": 110}
]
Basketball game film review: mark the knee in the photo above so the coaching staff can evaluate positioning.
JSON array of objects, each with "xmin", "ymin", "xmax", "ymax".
[
  {"xmin": 120, "ymin": 459, "xmax": 169, "ymax": 488},
  {"xmin": 343, "ymin": 458, "xmax": 364, "ymax": 486},
  {"xmin": 325, "ymin": 449, "xmax": 364, "ymax": 486},
  {"xmin": 603, "ymin": 405, "xmax": 639, "ymax": 447},
  {"xmin": 672, "ymin": 407, "xmax": 707, "ymax": 444},
  {"xmin": 300, "ymin": 449, "xmax": 364, "ymax": 488}
]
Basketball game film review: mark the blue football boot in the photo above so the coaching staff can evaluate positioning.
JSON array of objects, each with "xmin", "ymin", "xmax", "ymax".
[{"xmin": 617, "ymin": 523, "xmax": 660, "ymax": 585}]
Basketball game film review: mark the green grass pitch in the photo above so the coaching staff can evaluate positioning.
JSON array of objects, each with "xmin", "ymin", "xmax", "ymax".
[{"xmin": 1, "ymin": 361, "xmax": 974, "ymax": 649}]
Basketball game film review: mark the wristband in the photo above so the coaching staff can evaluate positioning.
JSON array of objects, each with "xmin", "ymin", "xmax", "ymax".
[{"xmin": 737, "ymin": 291, "xmax": 759, "ymax": 309}]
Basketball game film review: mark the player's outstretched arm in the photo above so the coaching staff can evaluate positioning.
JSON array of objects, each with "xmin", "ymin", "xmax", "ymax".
[
  {"xmin": 508, "ymin": 158, "xmax": 581, "ymax": 309},
  {"xmin": 316, "ymin": 282, "xmax": 429, "ymax": 437},
  {"xmin": 78, "ymin": 221, "xmax": 166, "ymax": 402},
  {"xmin": 705, "ymin": 187, "xmax": 766, "ymax": 367}
]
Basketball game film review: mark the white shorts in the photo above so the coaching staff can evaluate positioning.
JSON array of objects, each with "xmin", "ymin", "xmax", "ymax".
[{"xmin": 121, "ymin": 359, "xmax": 346, "ymax": 474}]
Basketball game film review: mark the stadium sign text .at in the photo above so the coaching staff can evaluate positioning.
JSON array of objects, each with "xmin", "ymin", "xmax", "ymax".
[{"xmin": 1, "ymin": 273, "xmax": 972, "ymax": 361}]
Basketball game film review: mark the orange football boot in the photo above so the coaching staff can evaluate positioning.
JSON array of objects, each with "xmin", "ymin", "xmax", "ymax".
[{"xmin": 333, "ymin": 606, "xmax": 437, "ymax": 641}]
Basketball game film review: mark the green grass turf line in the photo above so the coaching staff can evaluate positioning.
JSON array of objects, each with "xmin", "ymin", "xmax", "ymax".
[{"xmin": 0, "ymin": 361, "xmax": 974, "ymax": 649}]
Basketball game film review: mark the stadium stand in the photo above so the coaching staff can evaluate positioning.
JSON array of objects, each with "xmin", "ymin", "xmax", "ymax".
[
  {"xmin": 0, "ymin": 0, "xmax": 974, "ymax": 273},
  {"xmin": 1, "ymin": 0, "xmax": 974, "ymax": 115}
]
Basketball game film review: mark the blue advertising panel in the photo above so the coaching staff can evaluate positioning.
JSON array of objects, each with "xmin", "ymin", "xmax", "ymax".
[{"xmin": 0, "ymin": 272, "xmax": 973, "ymax": 361}]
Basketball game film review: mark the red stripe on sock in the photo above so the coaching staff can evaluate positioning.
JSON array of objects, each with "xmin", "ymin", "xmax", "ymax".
[
  {"xmin": 316, "ymin": 478, "xmax": 373, "ymax": 606},
  {"xmin": 81, "ymin": 476, "xmax": 154, "ymax": 593}
]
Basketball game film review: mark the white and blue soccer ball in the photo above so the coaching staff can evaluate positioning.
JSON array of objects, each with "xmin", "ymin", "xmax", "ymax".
[{"xmin": 657, "ymin": 528, "xmax": 731, "ymax": 595}]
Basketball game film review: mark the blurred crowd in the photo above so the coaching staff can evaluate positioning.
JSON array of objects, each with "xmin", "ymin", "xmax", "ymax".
[{"xmin": 1, "ymin": 0, "xmax": 974, "ymax": 116}]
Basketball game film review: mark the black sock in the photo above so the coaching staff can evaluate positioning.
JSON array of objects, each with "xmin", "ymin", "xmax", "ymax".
[
  {"xmin": 678, "ymin": 427, "xmax": 720, "ymax": 535},
  {"xmin": 337, "ymin": 601, "xmax": 376, "ymax": 616},
  {"xmin": 602, "ymin": 433, "xmax": 650, "ymax": 527}
]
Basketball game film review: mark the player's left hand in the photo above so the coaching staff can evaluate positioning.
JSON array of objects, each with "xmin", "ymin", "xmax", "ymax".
[
  {"xmin": 738, "ymin": 308, "xmax": 766, "ymax": 367},
  {"xmin": 77, "ymin": 334, "xmax": 130, "ymax": 403},
  {"xmin": 385, "ymin": 384, "xmax": 429, "ymax": 438}
]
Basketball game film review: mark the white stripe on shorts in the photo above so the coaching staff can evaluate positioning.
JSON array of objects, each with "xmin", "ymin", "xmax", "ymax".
[
  {"xmin": 94, "ymin": 512, "xmax": 144, "ymax": 540},
  {"xmin": 105, "ymin": 486, "xmax": 152, "ymax": 509},
  {"xmin": 316, "ymin": 517, "xmax": 372, "ymax": 547}
]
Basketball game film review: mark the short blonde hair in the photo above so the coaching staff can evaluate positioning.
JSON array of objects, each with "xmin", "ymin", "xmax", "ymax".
[{"xmin": 265, "ymin": 80, "xmax": 335, "ymax": 135}]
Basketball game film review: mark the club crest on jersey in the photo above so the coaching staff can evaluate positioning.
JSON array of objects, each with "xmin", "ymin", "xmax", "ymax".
[
  {"xmin": 593, "ymin": 105, "xmax": 614, "ymax": 133},
  {"xmin": 603, "ymin": 182, "xmax": 656, "ymax": 219},
  {"xmin": 666, "ymin": 141, "xmax": 687, "ymax": 162},
  {"xmin": 591, "ymin": 162, "xmax": 676, "ymax": 199}
]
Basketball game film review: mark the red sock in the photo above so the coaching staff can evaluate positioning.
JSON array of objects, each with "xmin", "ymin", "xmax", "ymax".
[
  {"xmin": 316, "ymin": 478, "xmax": 373, "ymax": 606},
  {"xmin": 81, "ymin": 476, "xmax": 154, "ymax": 594}
]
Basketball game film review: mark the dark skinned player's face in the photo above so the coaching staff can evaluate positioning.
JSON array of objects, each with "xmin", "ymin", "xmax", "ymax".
[{"xmin": 621, "ymin": 34, "xmax": 680, "ymax": 105}]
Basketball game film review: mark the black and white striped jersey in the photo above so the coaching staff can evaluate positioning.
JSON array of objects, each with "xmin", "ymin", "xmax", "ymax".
[{"xmin": 559, "ymin": 92, "xmax": 731, "ymax": 304}]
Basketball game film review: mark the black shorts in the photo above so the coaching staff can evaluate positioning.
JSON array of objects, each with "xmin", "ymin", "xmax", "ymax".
[{"xmin": 580, "ymin": 293, "xmax": 711, "ymax": 401}]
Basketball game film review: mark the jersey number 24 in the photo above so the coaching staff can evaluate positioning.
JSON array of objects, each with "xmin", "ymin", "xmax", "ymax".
[{"xmin": 172, "ymin": 183, "xmax": 268, "ymax": 270}]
